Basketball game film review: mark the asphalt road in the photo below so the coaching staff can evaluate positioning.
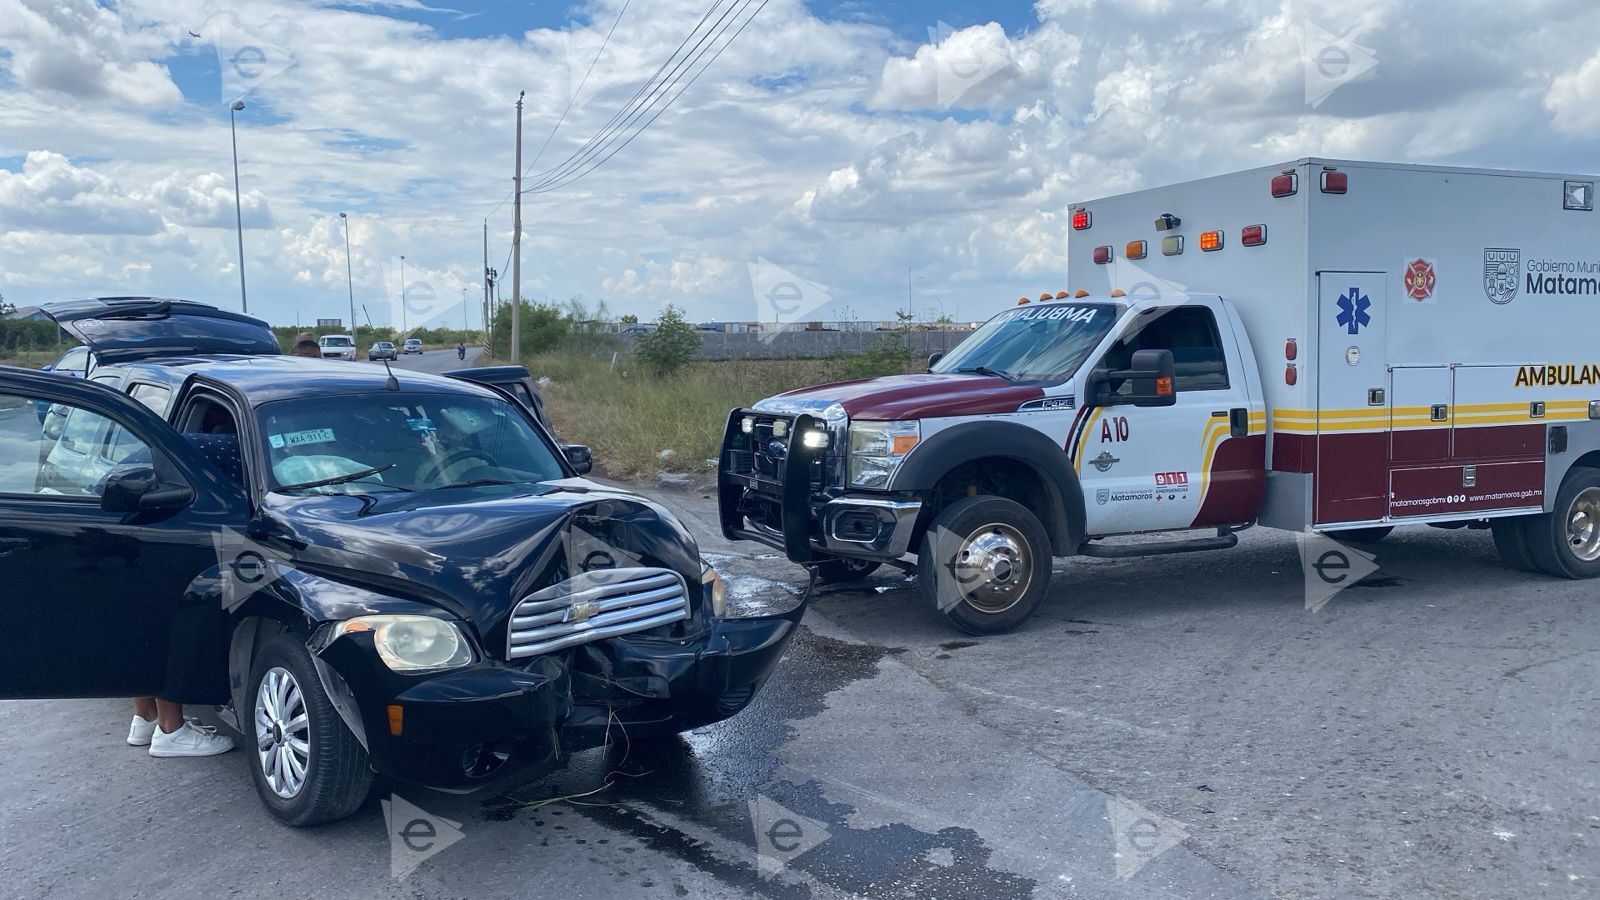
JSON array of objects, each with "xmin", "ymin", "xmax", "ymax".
[
  {"xmin": 384, "ymin": 345, "xmax": 483, "ymax": 374},
  {"xmin": 2, "ymin": 451, "xmax": 1596, "ymax": 897}
]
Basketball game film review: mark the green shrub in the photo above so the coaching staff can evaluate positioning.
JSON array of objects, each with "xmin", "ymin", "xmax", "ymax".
[{"xmin": 633, "ymin": 305, "xmax": 700, "ymax": 374}]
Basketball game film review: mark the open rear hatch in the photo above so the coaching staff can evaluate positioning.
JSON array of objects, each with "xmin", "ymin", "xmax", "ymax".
[{"xmin": 15, "ymin": 297, "xmax": 281, "ymax": 364}]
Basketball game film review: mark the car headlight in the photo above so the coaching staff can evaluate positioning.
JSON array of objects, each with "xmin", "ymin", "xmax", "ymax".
[
  {"xmin": 847, "ymin": 420, "xmax": 920, "ymax": 488},
  {"xmin": 336, "ymin": 615, "xmax": 474, "ymax": 673},
  {"xmin": 701, "ymin": 562, "xmax": 727, "ymax": 618}
]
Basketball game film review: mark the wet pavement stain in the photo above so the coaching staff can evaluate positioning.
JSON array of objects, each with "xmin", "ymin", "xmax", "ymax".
[{"xmin": 480, "ymin": 625, "xmax": 1040, "ymax": 897}]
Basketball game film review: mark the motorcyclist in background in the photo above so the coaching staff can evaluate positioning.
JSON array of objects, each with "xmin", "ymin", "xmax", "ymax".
[{"xmin": 457, "ymin": 341, "xmax": 466, "ymax": 360}]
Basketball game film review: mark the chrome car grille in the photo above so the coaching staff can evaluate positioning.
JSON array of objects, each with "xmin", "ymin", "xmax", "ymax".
[{"xmin": 506, "ymin": 567, "xmax": 689, "ymax": 660}]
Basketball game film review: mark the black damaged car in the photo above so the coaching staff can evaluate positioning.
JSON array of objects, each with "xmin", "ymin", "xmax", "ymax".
[{"xmin": 0, "ymin": 298, "xmax": 805, "ymax": 825}]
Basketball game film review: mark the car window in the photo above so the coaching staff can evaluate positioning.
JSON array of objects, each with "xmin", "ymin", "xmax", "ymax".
[
  {"xmin": 256, "ymin": 391, "xmax": 565, "ymax": 493},
  {"xmin": 0, "ymin": 390, "xmax": 150, "ymax": 498},
  {"xmin": 1098, "ymin": 305, "xmax": 1231, "ymax": 393},
  {"xmin": 128, "ymin": 383, "xmax": 174, "ymax": 417},
  {"xmin": 56, "ymin": 346, "xmax": 90, "ymax": 374}
]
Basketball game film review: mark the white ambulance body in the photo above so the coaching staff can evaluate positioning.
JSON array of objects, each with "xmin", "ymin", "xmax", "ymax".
[
  {"xmin": 1068, "ymin": 158, "xmax": 1600, "ymax": 538},
  {"xmin": 719, "ymin": 159, "xmax": 1600, "ymax": 636}
]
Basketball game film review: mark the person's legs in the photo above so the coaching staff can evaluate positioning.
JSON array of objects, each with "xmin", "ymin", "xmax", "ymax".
[
  {"xmin": 148, "ymin": 698, "xmax": 234, "ymax": 758},
  {"xmin": 153, "ymin": 699, "xmax": 185, "ymax": 734},
  {"xmin": 128, "ymin": 698, "xmax": 159, "ymax": 746}
]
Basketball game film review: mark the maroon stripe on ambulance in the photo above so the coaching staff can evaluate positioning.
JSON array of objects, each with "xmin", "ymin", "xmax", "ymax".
[
  {"xmin": 1454, "ymin": 423, "xmax": 1545, "ymax": 458},
  {"xmin": 1192, "ymin": 435, "xmax": 1266, "ymax": 527},
  {"xmin": 1388, "ymin": 461, "xmax": 1544, "ymax": 518},
  {"xmin": 1064, "ymin": 404, "xmax": 1093, "ymax": 459},
  {"xmin": 1271, "ymin": 432, "xmax": 1315, "ymax": 473},
  {"xmin": 1314, "ymin": 432, "xmax": 1392, "ymax": 524}
]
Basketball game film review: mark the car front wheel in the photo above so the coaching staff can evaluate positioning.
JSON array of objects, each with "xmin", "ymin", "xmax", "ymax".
[
  {"xmin": 247, "ymin": 633, "xmax": 373, "ymax": 826},
  {"xmin": 918, "ymin": 495, "xmax": 1052, "ymax": 635}
]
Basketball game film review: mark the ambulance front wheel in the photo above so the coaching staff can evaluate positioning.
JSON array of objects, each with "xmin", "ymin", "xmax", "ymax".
[
  {"xmin": 1526, "ymin": 468, "xmax": 1600, "ymax": 579},
  {"xmin": 918, "ymin": 496, "xmax": 1052, "ymax": 635}
]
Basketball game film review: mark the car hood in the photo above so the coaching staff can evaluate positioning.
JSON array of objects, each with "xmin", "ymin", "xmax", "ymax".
[
  {"xmin": 759, "ymin": 373, "xmax": 1045, "ymax": 421},
  {"xmin": 255, "ymin": 479, "xmax": 702, "ymax": 636}
]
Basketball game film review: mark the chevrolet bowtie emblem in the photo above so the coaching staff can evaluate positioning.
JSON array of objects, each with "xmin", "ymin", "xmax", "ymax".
[{"xmin": 567, "ymin": 600, "xmax": 600, "ymax": 624}]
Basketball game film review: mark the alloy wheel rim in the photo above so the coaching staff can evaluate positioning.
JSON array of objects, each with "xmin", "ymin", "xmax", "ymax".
[
  {"xmin": 255, "ymin": 667, "xmax": 311, "ymax": 799},
  {"xmin": 1567, "ymin": 487, "xmax": 1600, "ymax": 563},
  {"xmin": 952, "ymin": 522, "xmax": 1032, "ymax": 614}
]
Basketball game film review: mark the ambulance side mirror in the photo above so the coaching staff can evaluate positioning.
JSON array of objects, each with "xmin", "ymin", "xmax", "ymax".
[
  {"xmin": 1124, "ymin": 349, "xmax": 1177, "ymax": 407},
  {"xmin": 1091, "ymin": 349, "xmax": 1177, "ymax": 407}
]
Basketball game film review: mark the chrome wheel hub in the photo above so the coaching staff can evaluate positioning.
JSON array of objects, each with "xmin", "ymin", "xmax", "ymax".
[
  {"xmin": 1567, "ymin": 487, "xmax": 1600, "ymax": 563},
  {"xmin": 255, "ymin": 667, "xmax": 310, "ymax": 799},
  {"xmin": 952, "ymin": 523, "xmax": 1032, "ymax": 614}
]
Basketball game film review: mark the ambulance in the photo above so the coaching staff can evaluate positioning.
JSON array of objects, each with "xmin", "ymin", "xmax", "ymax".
[{"xmin": 717, "ymin": 159, "xmax": 1600, "ymax": 633}]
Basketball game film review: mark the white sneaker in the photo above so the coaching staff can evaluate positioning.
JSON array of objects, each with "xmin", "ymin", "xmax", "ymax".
[
  {"xmin": 149, "ymin": 721, "xmax": 235, "ymax": 758},
  {"xmin": 127, "ymin": 715, "xmax": 158, "ymax": 747}
]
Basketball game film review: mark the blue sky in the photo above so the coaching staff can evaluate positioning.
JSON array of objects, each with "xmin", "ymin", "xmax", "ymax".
[{"xmin": 3, "ymin": 0, "xmax": 1600, "ymax": 330}]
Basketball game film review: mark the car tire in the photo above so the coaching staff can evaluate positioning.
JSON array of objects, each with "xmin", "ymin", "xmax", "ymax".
[
  {"xmin": 1336, "ymin": 526, "xmax": 1393, "ymax": 544},
  {"xmin": 246, "ymin": 633, "xmax": 373, "ymax": 827},
  {"xmin": 1491, "ymin": 516, "xmax": 1540, "ymax": 573},
  {"xmin": 917, "ymin": 495, "xmax": 1052, "ymax": 635},
  {"xmin": 1525, "ymin": 467, "xmax": 1600, "ymax": 579},
  {"xmin": 812, "ymin": 556, "xmax": 881, "ymax": 584}
]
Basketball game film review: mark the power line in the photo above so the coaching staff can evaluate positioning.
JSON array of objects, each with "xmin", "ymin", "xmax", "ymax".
[
  {"xmin": 523, "ymin": 0, "xmax": 765, "ymax": 195},
  {"xmin": 525, "ymin": 0, "xmax": 632, "ymax": 177},
  {"xmin": 528, "ymin": 0, "xmax": 768, "ymax": 196},
  {"xmin": 520, "ymin": 0, "xmax": 730, "ymax": 191}
]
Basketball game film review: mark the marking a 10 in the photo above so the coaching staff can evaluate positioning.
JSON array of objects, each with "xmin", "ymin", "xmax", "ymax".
[{"xmin": 1100, "ymin": 415, "xmax": 1132, "ymax": 442}]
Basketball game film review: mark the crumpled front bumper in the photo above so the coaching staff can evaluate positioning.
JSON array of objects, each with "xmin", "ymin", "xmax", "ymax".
[{"xmin": 315, "ymin": 600, "xmax": 806, "ymax": 791}]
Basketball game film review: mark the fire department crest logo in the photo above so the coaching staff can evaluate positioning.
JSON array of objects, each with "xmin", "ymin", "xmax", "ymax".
[
  {"xmin": 1402, "ymin": 257, "xmax": 1436, "ymax": 302},
  {"xmin": 1483, "ymin": 248, "xmax": 1520, "ymax": 305}
]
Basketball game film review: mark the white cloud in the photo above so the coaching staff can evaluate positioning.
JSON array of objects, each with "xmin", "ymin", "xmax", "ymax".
[
  {"xmin": 0, "ymin": 0, "xmax": 182, "ymax": 108},
  {"xmin": 2, "ymin": 0, "xmax": 1600, "ymax": 325}
]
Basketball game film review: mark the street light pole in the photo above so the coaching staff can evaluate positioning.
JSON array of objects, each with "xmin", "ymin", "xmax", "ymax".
[
  {"xmin": 399, "ymin": 254, "xmax": 408, "ymax": 332},
  {"xmin": 339, "ymin": 213, "xmax": 356, "ymax": 343},
  {"xmin": 229, "ymin": 100, "xmax": 249, "ymax": 314}
]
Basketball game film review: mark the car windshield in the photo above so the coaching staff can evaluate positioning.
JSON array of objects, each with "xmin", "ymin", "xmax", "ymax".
[
  {"xmin": 256, "ymin": 391, "xmax": 565, "ymax": 494},
  {"xmin": 930, "ymin": 302, "xmax": 1120, "ymax": 382},
  {"xmin": 322, "ymin": 337, "xmax": 352, "ymax": 347}
]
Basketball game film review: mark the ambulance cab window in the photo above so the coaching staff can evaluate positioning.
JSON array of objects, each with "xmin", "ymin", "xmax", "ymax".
[{"xmin": 1100, "ymin": 306, "xmax": 1230, "ymax": 392}]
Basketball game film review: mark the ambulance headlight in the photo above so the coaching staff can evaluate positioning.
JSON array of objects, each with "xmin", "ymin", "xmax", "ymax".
[{"xmin": 847, "ymin": 421, "xmax": 920, "ymax": 488}]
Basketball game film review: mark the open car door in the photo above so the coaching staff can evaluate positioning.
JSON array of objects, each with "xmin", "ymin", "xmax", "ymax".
[
  {"xmin": 0, "ymin": 365, "xmax": 250, "ymax": 700},
  {"xmin": 15, "ymin": 297, "xmax": 280, "ymax": 364}
]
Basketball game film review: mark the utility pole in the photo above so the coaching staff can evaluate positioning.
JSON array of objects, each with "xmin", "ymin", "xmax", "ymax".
[
  {"xmin": 511, "ymin": 90, "xmax": 524, "ymax": 364},
  {"xmin": 339, "ymin": 212, "xmax": 356, "ymax": 343},
  {"xmin": 399, "ymin": 255, "xmax": 408, "ymax": 331},
  {"xmin": 229, "ymin": 100, "xmax": 249, "ymax": 314},
  {"xmin": 482, "ymin": 219, "xmax": 490, "ymax": 350}
]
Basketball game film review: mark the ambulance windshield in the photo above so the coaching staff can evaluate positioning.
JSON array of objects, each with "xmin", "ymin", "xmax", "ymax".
[{"xmin": 931, "ymin": 302, "xmax": 1119, "ymax": 382}]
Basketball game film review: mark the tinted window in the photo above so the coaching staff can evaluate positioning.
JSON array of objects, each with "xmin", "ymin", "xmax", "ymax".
[{"xmin": 1099, "ymin": 306, "xmax": 1230, "ymax": 392}]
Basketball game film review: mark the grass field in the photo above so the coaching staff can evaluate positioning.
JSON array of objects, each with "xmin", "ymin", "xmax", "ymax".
[
  {"xmin": 528, "ymin": 353, "xmax": 853, "ymax": 478},
  {"xmin": 0, "ymin": 350, "xmax": 62, "ymax": 369}
]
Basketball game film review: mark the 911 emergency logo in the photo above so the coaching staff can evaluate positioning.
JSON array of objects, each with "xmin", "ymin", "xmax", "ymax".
[
  {"xmin": 1402, "ymin": 258, "xmax": 1436, "ymax": 302},
  {"xmin": 1484, "ymin": 248, "xmax": 1520, "ymax": 304}
]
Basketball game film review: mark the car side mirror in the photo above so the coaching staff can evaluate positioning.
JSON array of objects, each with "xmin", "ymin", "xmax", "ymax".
[
  {"xmin": 563, "ymin": 444, "xmax": 593, "ymax": 476},
  {"xmin": 926, "ymin": 351, "xmax": 944, "ymax": 370},
  {"xmin": 39, "ymin": 364, "xmax": 53, "ymax": 372},
  {"xmin": 101, "ymin": 466, "xmax": 195, "ymax": 513}
]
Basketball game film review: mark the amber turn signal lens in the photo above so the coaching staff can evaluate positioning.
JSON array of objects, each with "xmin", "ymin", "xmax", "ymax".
[
  {"xmin": 387, "ymin": 704, "xmax": 404, "ymax": 736},
  {"xmin": 1199, "ymin": 230, "xmax": 1223, "ymax": 252},
  {"xmin": 1125, "ymin": 240, "xmax": 1148, "ymax": 260}
]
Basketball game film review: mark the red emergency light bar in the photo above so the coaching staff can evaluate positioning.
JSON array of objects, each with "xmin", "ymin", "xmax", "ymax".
[
  {"xmin": 1271, "ymin": 172, "xmax": 1298, "ymax": 197},
  {"xmin": 1071, "ymin": 209, "xmax": 1092, "ymax": 230},
  {"xmin": 1321, "ymin": 170, "xmax": 1348, "ymax": 193},
  {"xmin": 1241, "ymin": 224, "xmax": 1268, "ymax": 246}
]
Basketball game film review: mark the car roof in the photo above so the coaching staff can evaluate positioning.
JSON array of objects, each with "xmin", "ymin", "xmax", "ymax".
[{"xmin": 103, "ymin": 355, "xmax": 502, "ymax": 405}]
